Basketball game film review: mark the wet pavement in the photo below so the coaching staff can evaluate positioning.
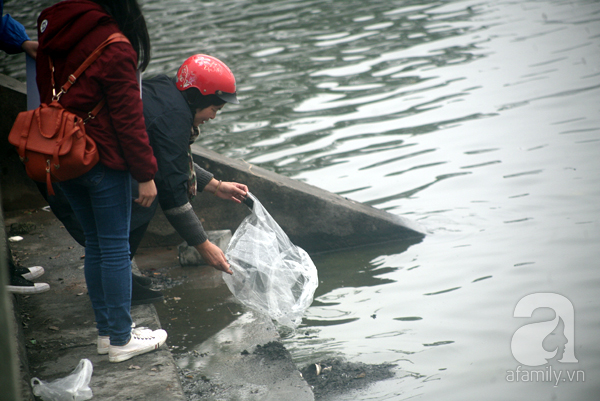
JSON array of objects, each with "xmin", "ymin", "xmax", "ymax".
[
  {"xmin": 176, "ymin": 312, "xmax": 313, "ymax": 400},
  {"xmin": 5, "ymin": 206, "xmax": 313, "ymax": 401},
  {"xmin": 6, "ymin": 208, "xmax": 185, "ymax": 401}
]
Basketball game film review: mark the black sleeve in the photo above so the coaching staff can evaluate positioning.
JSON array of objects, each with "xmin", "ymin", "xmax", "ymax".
[
  {"xmin": 163, "ymin": 202, "xmax": 208, "ymax": 246},
  {"xmin": 194, "ymin": 162, "xmax": 214, "ymax": 191}
]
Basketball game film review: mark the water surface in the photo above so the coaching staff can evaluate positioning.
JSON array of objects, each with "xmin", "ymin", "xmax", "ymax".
[{"xmin": 3, "ymin": 0, "xmax": 599, "ymax": 399}]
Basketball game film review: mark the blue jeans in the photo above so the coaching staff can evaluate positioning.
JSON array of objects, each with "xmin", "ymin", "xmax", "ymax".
[{"xmin": 60, "ymin": 163, "xmax": 132, "ymax": 345}]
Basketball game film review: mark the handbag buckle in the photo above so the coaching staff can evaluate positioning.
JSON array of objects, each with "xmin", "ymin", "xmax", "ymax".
[
  {"xmin": 83, "ymin": 112, "xmax": 95, "ymax": 124},
  {"xmin": 52, "ymin": 88, "xmax": 66, "ymax": 102}
]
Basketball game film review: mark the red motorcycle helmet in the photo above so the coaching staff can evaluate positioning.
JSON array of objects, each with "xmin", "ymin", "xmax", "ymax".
[{"xmin": 176, "ymin": 54, "xmax": 239, "ymax": 104}]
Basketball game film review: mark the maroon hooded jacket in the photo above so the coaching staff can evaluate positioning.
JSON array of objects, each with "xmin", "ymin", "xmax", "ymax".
[{"xmin": 36, "ymin": 0, "xmax": 157, "ymax": 183}]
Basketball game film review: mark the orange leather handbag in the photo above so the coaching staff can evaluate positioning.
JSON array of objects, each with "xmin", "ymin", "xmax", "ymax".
[{"xmin": 8, "ymin": 33, "xmax": 130, "ymax": 196}]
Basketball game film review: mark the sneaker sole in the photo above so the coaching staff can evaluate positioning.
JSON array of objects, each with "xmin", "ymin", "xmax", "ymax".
[{"xmin": 7, "ymin": 283, "xmax": 50, "ymax": 294}]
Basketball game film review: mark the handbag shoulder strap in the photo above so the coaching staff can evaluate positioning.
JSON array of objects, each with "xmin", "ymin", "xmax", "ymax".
[{"xmin": 51, "ymin": 33, "xmax": 131, "ymax": 100}]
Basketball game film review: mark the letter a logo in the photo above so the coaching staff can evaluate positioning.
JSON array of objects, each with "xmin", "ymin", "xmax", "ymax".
[{"xmin": 511, "ymin": 293, "xmax": 578, "ymax": 366}]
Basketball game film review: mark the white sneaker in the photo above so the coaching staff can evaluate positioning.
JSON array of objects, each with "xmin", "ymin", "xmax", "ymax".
[
  {"xmin": 98, "ymin": 324, "xmax": 155, "ymax": 355},
  {"xmin": 108, "ymin": 328, "xmax": 167, "ymax": 363}
]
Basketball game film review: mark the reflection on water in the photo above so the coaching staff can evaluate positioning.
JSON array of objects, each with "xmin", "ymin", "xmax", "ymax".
[{"xmin": 3, "ymin": 0, "xmax": 600, "ymax": 399}]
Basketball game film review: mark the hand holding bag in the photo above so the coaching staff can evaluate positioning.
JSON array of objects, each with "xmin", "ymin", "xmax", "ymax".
[{"xmin": 8, "ymin": 33, "xmax": 130, "ymax": 195}]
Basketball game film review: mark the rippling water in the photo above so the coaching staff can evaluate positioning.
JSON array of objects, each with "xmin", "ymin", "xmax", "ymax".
[{"xmin": 3, "ymin": 0, "xmax": 600, "ymax": 399}]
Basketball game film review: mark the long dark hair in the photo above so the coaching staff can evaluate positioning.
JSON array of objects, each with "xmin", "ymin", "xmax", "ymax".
[{"xmin": 92, "ymin": 0, "xmax": 151, "ymax": 71}]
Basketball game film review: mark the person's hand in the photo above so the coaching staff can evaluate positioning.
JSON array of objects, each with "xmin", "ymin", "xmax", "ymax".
[
  {"xmin": 195, "ymin": 240, "xmax": 233, "ymax": 274},
  {"xmin": 135, "ymin": 180, "xmax": 157, "ymax": 207},
  {"xmin": 21, "ymin": 40, "xmax": 38, "ymax": 59},
  {"xmin": 211, "ymin": 180, "xmax": 248, "ymax": 203}
]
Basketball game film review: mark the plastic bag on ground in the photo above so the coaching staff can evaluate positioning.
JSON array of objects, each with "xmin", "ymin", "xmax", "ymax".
[
  {"xmin": 31, "ymin": 358, "xmax": 93, "ymax": 401},
  {"xmin": 223, "ymin": 193, "xmax": 318, "ymax": 329}
]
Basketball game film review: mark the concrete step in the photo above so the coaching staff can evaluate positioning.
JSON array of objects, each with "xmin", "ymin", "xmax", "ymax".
[
  {"xmin": 4, "ymin": 208, "xmax": 314, "ymax": 401},
  {"xmin": 4, "ymin": 209, "xmax": 185, "ymax": 401}
]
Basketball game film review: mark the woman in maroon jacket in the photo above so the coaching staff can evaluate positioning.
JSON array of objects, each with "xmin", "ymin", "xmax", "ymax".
[{"xmin": 36, "ymin": 0, "xmax": 167, "ymax": 363}]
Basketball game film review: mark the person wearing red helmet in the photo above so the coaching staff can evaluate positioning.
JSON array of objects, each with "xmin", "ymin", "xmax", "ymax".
[{"xmin": 131, "ymin": 54, "xmax": 247, "ymax": 275}]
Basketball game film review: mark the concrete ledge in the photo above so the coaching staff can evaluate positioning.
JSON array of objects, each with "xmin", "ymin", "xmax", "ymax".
[
  {"xmin": 197, "ymin": 147, "xmax": 425, "ymax": 254},
  {"xmin": 4, "ymin": 209, "xmax": 185, "ymax": 401},
  {"xmin": 143, "ymin": 147, "xmax": 425, "ymax": 254}
]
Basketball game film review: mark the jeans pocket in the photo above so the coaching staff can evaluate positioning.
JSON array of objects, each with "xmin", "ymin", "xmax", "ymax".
[{"xmin": 80, "ymin": 163, "xmax": 106, "ymax": 186}]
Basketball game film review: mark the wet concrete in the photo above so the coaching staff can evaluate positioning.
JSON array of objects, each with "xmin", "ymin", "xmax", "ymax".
[
  {"xmin": 5, "ymin": 206, "xmax": 314, "ymax": 401},
  {"xmin": 176, "ymin": 312, "xmax": 313, "ymax": 401},
  {"xmin": 135, "ymin": 245, "xmax": 314, "ymax": 400},
  {"xmin": 5, "ymin": 208, "xmax": 184, "ymax": 401}
]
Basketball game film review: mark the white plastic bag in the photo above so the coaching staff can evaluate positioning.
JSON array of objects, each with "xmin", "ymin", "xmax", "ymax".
[
  {"xmin": 223, "ymin": 193, "xmax": 318, "ymax": 329},
  {"xmin": 31, "ymin": 358, "xmax": 93, "ymax": 401}
]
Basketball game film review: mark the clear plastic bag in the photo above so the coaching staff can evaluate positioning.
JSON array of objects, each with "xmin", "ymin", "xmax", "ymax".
[
  {"xmin": 223, "ymin": 193, "xmax": 318, "ymax": 329},
  {"xmin": 31, "ymin": 358, "xmax": 93, "ymax": 401}
]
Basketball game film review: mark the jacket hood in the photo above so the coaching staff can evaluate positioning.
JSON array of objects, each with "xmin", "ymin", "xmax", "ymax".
[{"xmin": 37, "ymin": 0, "xmax": 114, "ymax": 55}]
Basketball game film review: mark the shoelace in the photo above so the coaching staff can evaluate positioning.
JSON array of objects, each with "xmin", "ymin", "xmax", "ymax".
[{"xmin": 131, "ymin": 331, "xmax": 156, "ymax": 341}]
